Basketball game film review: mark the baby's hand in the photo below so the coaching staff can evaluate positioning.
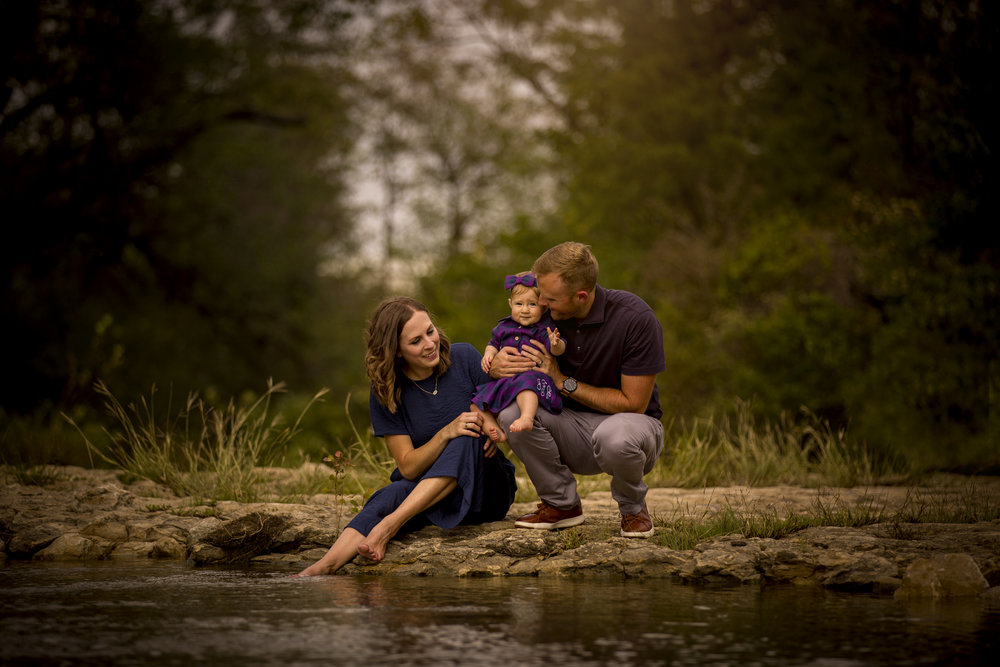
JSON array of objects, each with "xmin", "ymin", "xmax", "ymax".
[
  {"xmin": 480, "ymin": 351, "xmax": 495, "ymax": 373},
  {"xmin": 547, "ymin": 327, "xmax": 561, "ymax": 344}
]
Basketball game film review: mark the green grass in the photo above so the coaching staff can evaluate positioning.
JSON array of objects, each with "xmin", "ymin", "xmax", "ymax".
[
  {"xmin": 2, "ymin": 464, "xmax": 67, "ymax": 487},
  {"xmin": 890, "ymin": 484, "xmax": 1000, "ymax": 524},
  {"xmin": 64, "ymin": 379, "xmax": 329, "ymax": 503},
  {"xmin": 56, "ymin": 383, "xmax": 392, "ymax": 513},
  {"xmin": 7, "ymin": 382, "xmax": 1000, "ymax": 557},
  {"xmin": 2, "ymin": 385, "xmax": 986, "ymax": 519},
  {"xmin": 650, "ymin": 401, "xmax": 913, "ymax": 489},
  {"xmin": 648, "ymin": 484, "xmax": 1000, "ymax": 551},
  {"xmin": 1, "ymin": 406, "xmax": 98, "ymax": 469}
]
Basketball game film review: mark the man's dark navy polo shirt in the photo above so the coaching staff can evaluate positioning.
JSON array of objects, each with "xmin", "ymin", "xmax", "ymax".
[{"xmin": 553, "ymin": 285, "xmax": 665, "ymax": 419}]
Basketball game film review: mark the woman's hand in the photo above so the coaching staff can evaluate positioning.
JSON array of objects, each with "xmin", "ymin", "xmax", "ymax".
[
  {"xmin": 390, "ymin": 409, "xmax": 489, "ymax": 480},
  {"xmin": 454, "ymin": 409, "xmax": 501, "ymax": 457},
  {"xmin": 482, "ymin": 439, "xmax": 498, "ymax": 458},
  {"xmin": 443, "ymin": 410, "xmax": 485, "ymax": 441}
]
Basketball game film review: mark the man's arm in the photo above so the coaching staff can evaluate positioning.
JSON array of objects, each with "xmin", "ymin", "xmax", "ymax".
[
  {"xmin": 522, "ymin": 339, "xmax": 655, "ymax": 414},
  {"xmin": 557, "ymin": 371, "xmax": 656, "ymax": 415}
]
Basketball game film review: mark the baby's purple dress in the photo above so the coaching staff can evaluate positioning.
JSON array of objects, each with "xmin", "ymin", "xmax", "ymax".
[{"xmin": 472, "ymin": 317, "xmax": 562, "ymax": 415}]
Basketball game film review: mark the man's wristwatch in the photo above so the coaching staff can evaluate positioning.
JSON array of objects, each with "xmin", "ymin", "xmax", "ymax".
[{"xmin": 560, "ymin": 377, "xmax": 578, "ymax": 396}]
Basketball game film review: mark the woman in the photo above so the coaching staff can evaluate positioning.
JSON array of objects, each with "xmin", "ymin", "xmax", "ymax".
[{"xmin": 295, "ymin": 297, "xmax": 517, "ymax": 576}]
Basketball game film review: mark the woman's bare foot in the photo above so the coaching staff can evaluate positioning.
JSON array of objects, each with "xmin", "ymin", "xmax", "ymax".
[
  {"xmin": 357, "ymin": 524, "xmax": 393, "ymax": 562},
  {"xmin": 292, "ymin": 562, "xmax": 332, "ymax": 577},
  {"xmin": 356, "ymin": 543, "xmax": 380, "ymax": 561},
  {"xmin": 509, "ymin": 416, "xmax": 534, "ymax": 432},
  {"xmin": 289, "ymin": 526, "xmax": 365, "ymax": 577}
]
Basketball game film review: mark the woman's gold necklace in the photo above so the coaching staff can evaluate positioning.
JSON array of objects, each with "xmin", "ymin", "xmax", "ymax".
[{"xmin": 411, "ymin": 374, "xmax": 438, "ymax": 396}]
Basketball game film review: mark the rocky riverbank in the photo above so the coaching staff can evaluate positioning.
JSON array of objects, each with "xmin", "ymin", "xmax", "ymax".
[{"xmin": 2, "ymin": 466, "xmax": 999, "ymax": 600}]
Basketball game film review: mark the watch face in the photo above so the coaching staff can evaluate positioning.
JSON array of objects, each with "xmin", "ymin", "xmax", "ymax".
[{"xmin": 563, "ymin": 378, "xmax": 577, "ymax": 392}]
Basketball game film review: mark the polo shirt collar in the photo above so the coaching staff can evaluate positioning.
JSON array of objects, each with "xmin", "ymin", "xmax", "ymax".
[{"xmin": 578, "ymin": 285, "xmax": 607, "ymax": 326}]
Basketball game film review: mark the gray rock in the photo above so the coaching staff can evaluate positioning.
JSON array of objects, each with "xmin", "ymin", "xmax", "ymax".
[
  {"xmin": 188, "ymin": 542, "xmax": 227, "ymax": 565},
  {"xmin": 7, "ymin": 523, "xmax": 69, "ymax": 557},
  {"xmin": 822, "ymin": 554, "xmax": 901, "ymax": 593},
  {"xmin": 202, "ymin": 511, "xmax": 289, "ymax": 550},
  {"xmin": 680, "ymin": 540, "xmax": 764, "ymax": 584},
  {"xmin": 3, "ymin": 467, "xmax": 1000, "ymax": 594},
  {"xmin": 894, "ymin": 553, "xmax": 990, "ymax": 599},
  {"xmin": 74, "ymin": 485, "xmax": 134, "ymax": 511},
  {"xmin": 982, "ymin": 586, "xmax": 1000, "ymax": 605},
  {"xmin": 35, "ymin": 533, "xmax": 114, "ymax": 561}
]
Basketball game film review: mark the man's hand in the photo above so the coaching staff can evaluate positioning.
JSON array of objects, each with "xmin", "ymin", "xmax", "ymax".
[
  {"xmin": 489, "ymin": 345, "xmax": 538, "ymax": 379},
  {"xmin": 520, "ymin": 339, "xmax": 560, "ymax": 378}
]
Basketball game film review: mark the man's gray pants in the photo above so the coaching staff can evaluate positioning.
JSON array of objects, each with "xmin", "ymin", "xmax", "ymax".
[{"xmin": 498, "ymin": 405, "xmax": 664, "ymax": 516}]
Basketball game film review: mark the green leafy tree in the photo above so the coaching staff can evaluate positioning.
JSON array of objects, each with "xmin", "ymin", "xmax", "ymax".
[
  {"xmin": 1, "ymin": 1, "xmax": 365, "ymax": 414},
  {"xmin": 453, "ymin": 0, "xmax": 997, "ymax": 468}
]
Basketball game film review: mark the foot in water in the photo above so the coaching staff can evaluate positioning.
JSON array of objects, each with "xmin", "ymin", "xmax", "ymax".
[{"xmin": 291, "ymin": 563, "xmax": 332, "ymax": 578}]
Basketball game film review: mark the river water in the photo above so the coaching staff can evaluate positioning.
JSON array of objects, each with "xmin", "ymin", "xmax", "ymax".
[{"xmin": 1, "ymin": 561, "xmax": 997, "ymax": 666}]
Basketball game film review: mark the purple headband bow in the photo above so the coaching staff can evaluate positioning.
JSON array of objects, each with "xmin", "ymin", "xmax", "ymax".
[{"xmin": 504, "ymin": 273, "xmax": 537, "ymax": 290}]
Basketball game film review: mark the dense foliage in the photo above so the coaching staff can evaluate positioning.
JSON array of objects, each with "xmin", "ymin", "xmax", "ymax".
[
  {"xmin": 1, "ymin": 1, "xmax": 373, "ymax": 415},
  {"xmin": 2, "ymin": 0, "xmax": 995, "ymax": 472},
  {"xmin": 425, "ymin": 0, "xmax": 997, "ymax": 470}
]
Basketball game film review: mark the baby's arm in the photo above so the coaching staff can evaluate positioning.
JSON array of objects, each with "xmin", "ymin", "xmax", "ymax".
[
  {"xmin": 480, "ymin": 345, "xmax": 499, "ymax": 373},
  {"xmin": 547, "ymin": 327, "xmax": 566, "ymax": 357}
]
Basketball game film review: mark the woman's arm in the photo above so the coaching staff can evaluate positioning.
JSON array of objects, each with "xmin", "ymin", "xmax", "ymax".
[{"xmin": 386, "ymin": 408, "xmax": 487, "ymax": 480}]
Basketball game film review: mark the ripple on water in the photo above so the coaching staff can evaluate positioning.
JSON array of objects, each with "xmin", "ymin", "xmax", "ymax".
[{"xmin": 1, "ymin": 561, "xmax": 997, "ymax": 666}]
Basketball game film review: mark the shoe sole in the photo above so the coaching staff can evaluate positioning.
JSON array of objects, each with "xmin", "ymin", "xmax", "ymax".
[
  {"xmin": 620, "ymin": 527, "xmax": 655, "ymax": 538},
  {"xmin": 514, "ymin": 514, "xmax": 585, "ymax": 530}
]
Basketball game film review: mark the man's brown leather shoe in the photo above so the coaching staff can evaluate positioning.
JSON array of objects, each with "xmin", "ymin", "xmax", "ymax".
[
  {"xmin": 514, "ymin": 501, "xmax": 585, "ymax": 530},
  {"xmin": 620, "ymin": 504, "xmax": 654, "ymax": 538}
]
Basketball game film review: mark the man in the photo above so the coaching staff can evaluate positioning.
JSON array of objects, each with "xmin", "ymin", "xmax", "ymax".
[{"xmin": 491, "ymin": 241, "xmax": 666, "ymax": 537}]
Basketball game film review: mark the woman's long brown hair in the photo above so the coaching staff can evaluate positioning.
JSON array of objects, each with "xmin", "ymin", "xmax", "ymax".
[{"xmin": 364, "ymin": 296, "xmax": 452, "ymax": 413}]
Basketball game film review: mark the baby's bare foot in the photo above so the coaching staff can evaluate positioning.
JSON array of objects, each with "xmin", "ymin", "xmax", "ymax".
[
  {"xmin": 509, "ymin": 416, "xmax": 534, "ymax": 432},
  {"xmin": 489, "ymin": 426, "xmax": 507, "ymax": 443}
]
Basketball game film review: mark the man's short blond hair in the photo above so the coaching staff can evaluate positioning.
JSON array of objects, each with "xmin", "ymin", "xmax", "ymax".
[{"xmin": 532, "ymin": 242, "xmax": 599, "ymax": 293}]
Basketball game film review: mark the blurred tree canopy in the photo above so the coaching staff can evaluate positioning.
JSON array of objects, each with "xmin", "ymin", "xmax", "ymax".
[
  {"xmin": 2, "ymin": 0, "xmax": 996, "ymax": 471},
  {"xmin": 417, "ymin": 0, "xmax": 997, "ymax": 469},
  {"xmin": 1, "ymin": 0, "xmax": 374, "ymax": 418}
]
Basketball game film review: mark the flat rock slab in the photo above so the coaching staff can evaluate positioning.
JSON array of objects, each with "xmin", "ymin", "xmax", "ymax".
[{"xmin": 2, "ymin": 467, "xmax": 999, "ymax": 597}]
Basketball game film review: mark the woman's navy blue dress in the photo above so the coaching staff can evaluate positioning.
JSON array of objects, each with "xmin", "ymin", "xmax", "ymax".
[{"xmin": 345, "ymin": 343, "xmax": 517, "ymax": 537}]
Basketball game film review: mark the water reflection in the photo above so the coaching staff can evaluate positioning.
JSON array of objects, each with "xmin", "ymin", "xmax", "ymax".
[{"xmin": 1, "ymin": 561, "xmax": 997, "ymax": 666}]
